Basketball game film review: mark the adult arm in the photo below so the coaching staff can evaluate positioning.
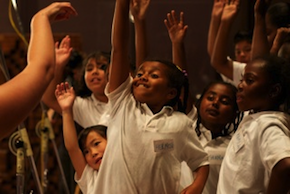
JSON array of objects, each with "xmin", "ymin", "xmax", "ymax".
[{"xmin": 0, "ymin": 2, "xmax": 77, "ymax": 139}]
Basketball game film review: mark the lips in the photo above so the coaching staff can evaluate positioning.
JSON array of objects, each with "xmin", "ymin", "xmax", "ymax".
[
  {"xmin": 206, "ymin": 109, "xmax": 219, "ymax": 116},
  {"xmin": 95, "ymin": 157, "xmax": 102, "ymax": 165},
  {"xmin": 236, "ymin": 94, "xmax": 243, "ymax": 103}
]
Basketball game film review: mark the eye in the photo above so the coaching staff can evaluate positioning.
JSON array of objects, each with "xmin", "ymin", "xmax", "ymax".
[
  {"xmin": 99, "ymin": 64, "xmax": 108, "ymax": 71},
  {"xmin": 245, "ymin": 77, "xmax": 254, "ymax": 85},
  {"xmin": 150, "ymin": 73, "xmax": 159, "ymax": 78},
  {"xmin": 135, "ymin": 72, "xmax": 143, "ymax": 78},
  {"xmin": 206, "ymin": 94, "xmax": 215, "ymax": 101},
  {"xmin": 94, "ymin": 142, "xmax": 100, "ymax": 147},
  {"xmin": 220, "ymin": 98, "xmax": 230, "ymax": 105},
  {"xmin": 83, "ymin": 149, "xmax": 89, "ymax": 155}
]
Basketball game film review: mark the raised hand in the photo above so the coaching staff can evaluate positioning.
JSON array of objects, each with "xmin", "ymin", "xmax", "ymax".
[
  {"xmin": 55, "ymin": 35, "xmax": 73, "ymax": 68},
  {"xmin": 254, "ymin": 0, "xmax": 272, "ymax": 17},
  {"xmin": 130, "ymin": 0, "xmax": 151, "ymax": 20},
  {"xmin": 55, "ymin": 82, "xmax": 75, "ymax": 112},
  {"xmin": 36, "ymin": 2, "xmax": 78, "ymax": 23},
  {"xmin": 212, "ymin": 0, "xmax": 226, "ymax": 18},
  {"xmin": 221, "ymin": 0, "xmax": 240, "ymax": 22},
  {"xmin": 164, "ymin": 10, "xmax": 188, "ymax": 44}
]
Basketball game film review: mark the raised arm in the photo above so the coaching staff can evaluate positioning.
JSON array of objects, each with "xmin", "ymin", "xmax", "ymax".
[
  {"xmin": 270, "ymin": 27, "xmax": 290, "ymax": 55},
  {"xmin": 211, "ymin": 0, "xmax": 240, "ymax": 80},
  {"xmin": 55, "ymin": 82, "xmax": 86, "ymax": 179},
  {"xmin": 0, "ymin": 2, "xmax": 77, "ymax": 139},
  {"xmin": 164, "ymin": 10, "xmax": 188, "ymax": 70},
  {"xmin": 207, "ymin": 0, "xmax": 225, "ymax": 57},
  {"xmin": 108, "ymin": 0, "xmax": 131, "ymax": 92},
  {"xmin": 251, "ymin": 0, "xmax": 271, "ymax": 59},
  {"xmin": 42, "ymin": 35, "xmax": 73, "ymax": 114},
  {"xmin": 130, "ymin": 0, "xmax": 150, "ymax": 70}
]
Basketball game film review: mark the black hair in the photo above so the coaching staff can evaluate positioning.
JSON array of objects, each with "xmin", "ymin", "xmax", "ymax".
[
  {"xmin": 252, "ymin": 55, "xmax": 290, "ymax": 113},
  {"xmin": 195, "ymin": 81, "xmax": 243, "ymax": 138},
  {"xmin": 144, "ymin": 59, "xmax": 187, "ymax": 109},
  {"xmin": 267, "ymin": 2, "xmax": 290, "ymax": 28},
  {"xmin": 233, "ymin": 30, "xmax": 253, "ymax": 45},
  {"xmin": 78, "ymin": 125, "xmax": 107, "ymax": 153},
  {"xmin": 75, "ymin": 51, "xmax": 111, "ymax": 97}
]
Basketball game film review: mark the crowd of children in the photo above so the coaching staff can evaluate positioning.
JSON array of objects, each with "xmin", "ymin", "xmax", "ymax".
[{"xmin": 1, "ymin": 0, "xmax": 290, "ymax": 193}]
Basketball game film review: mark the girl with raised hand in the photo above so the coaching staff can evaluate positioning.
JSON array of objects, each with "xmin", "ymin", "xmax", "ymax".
[
  {"xmin": 55, "ymin": 82, "xmax": 107, "ymax": 194},
  {"xmin": 217, "ymin": 55, "xmax": 290, "ymax": 193},
  {"xmin": 93, "ymin": 0, "xmax": 209, "ymax": 193}
]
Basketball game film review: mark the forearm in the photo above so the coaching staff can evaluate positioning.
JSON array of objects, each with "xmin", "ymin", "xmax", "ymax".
[
  {"xmin": 62, "ymin": 109, "xmax": 78, "ymax": 152},
  {"xmin": 28, "ymin": 12, "xmax": 55, "ymax": 83},
  {"xmin": 252, "ymin": 14, "xmax": 269, "ymax": 60},
  {"xmin": 207, "ymin": 16, "xmax": 221, "ymax": 57},
  {"xmin": 109, "ymin": 0, "xmax": 131, "ymax": 92},
  {"xmin": 42, "ymin": 65, "xmax": 66, "ymax": 114},
  {"xmin": 134, "ymin": 18, "xmax": 148, "ymax": 69},
  {"xmin": 172, "ymin": 41, "xmax": 186, "ymax": 69}
]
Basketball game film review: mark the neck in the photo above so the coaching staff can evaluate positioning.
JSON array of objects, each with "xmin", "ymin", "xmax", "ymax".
[{"xmin": 93, "ymin": 93, "xmax": 108, "ymax": 103}]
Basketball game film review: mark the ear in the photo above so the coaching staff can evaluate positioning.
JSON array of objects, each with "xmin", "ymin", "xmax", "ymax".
[
  {"xmin": 269, "ymin": 83, "xmax": 282, "ymax": 98},
  {"xmin": 167, "ymin": 88, "xmax": 178, "ymax": 100}
]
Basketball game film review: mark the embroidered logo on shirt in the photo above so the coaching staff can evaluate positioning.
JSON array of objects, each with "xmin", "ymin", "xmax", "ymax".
[{"xmin": 154, "ymin": 139, "xmax": 174, "ymax": 152}]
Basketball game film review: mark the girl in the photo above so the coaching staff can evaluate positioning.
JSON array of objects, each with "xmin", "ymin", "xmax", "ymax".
[
  {"xmin": 42, "ymin": 48, "xmax": 110, "ymax": 128},
  {"xmin": 93, "ymin": 0, "xmax": 209, "ymax": 193},
  {"xmin": 55, "ymin": 82, "xmax": 107, "ymax": 194},
  {"xmin": 217, "ymin": 55, "xmax": 290, "ymax": 193},
  {"xmin": 180, "ymin": 81, "xmax": 242, "ymax": 194}
]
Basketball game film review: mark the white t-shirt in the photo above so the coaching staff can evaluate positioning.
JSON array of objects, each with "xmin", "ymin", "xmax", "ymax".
[
  {"xmin": 75, "ymin": 165, "xmax": 98, "ymax": 194},
  {"xmin": 73, "ymin": 94, "xmax": 108, "ymax": 128},
  {"xmin": 94, "ymin": 76, "xmax": 209, "ymax": 194},
  {"xmin": 220, "ymin": 60, "xmax": 246, "ymax": 87},
  {"xmin": 217, "ymin": 111, "xmax": 290, "ymax": 193},
  {"xmin": 180, "ymin": 124, "xmax": 231, "ymax": 194}
]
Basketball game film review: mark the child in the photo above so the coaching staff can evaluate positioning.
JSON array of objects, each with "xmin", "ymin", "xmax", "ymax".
[
  {"xmin": 93, "ymin": 0, "xmax": 209, "ymax": 193},
  {"xmin": 42, "ymin": 46, "xmax": 110, "ymax": 128},
  {"xmin": 55, "ymin": 82, "xmax": 107, "ymax": 194},
  {"xmin": 217, "ymin": 55, "xmax": 290, "ymax": 193},
  {"xmin": 0, "ymin": 2, "xmax": 77, "ymax": 139}
]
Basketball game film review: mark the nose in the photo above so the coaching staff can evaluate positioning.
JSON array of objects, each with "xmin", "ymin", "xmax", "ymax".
[
  {"xmin": 237, "ymin": 81, "xmax": 243, "ymax": 91},
  {"xmin": 212, "ymin": 98, "xmax": 219, "ymax": 108},
  {"xmin": 92, "ymin": 67, "xmax": 100, "ymax": 75},
  {"xmin": 91, "ymin": 148, "xmax": 99, "ymax": 158},
  {"xmin": 139, "ymin": 74, "xmax": 148, "ymax": 81}
]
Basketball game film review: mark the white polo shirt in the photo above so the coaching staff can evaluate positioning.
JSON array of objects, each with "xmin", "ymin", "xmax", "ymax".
[
  {"xmin": 217, "ymin": 111, "xmax": 290, "ymax": 193},
  {"xmin": 94, "ymin": 76, "xmax": 209, "ymax": 194},
  {"xmin": 73, "ymin": 94, "xmax": 108, "ymax": 128}
]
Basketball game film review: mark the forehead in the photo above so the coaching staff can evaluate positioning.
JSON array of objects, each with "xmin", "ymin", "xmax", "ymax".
[
  {"xmin": 245, "ymin": 60, "xmax": 268, "ymax": 77},
  {"xmin": 205, "ymin": 84, "xmax": 235, "ymax": 98},
  {"xmin": 138, "ymin": 61, "xmax": 167, "ymax": 72},
  {"xmin": 85, "ymin": 131, "xmax": 103, "ymax": 144},
  {"xmin": 86, "ymin": 57, "xmax": 109, "ymax": 65},
  {"xmin": 235, "ymin": 40, "xmax": 251, "ymax": 48}
]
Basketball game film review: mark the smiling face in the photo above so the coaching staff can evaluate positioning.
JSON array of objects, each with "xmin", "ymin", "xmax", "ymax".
[
  {"xmin": 84, "ymin": 57, "xmax": 109, "ymax": 96},
  {"xmin": 199, "ymin": 83, "xmax": 237, "ymax": 131},
  {"xmin": 83, "ymin": 131, "xmax": 107, "ymax": 171},
  {"xmin": 132, "ymin": 61, "xmax": 177, "ymax": 113},
  {"xmin": 237, "ymin": 60, "xmax": 273, "ymax": 112}
]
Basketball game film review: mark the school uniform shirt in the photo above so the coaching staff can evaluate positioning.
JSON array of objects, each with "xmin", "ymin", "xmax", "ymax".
[
  {"xmin": 94, "ymin": 76, "xmax": 209, "ymax": 194},
  {"xmin": 75, "ymin": 164, "xmax": 98, "ymax": 194},
  {"xmin": 217, "ymin": 111, "xmax": 290, "ymax": 193},
  {"xmin": 220, "ymin": 60, "xmax": 246, "ymax": 87},
  {"xmin": 73, "ymin": 94, "xmax": 108, "ymax": 128},
  {"xmin": 180, "ymin": 124, "xmax": 231, "ymax": 194}
]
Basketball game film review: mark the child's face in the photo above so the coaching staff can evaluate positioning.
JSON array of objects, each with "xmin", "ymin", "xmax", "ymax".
[
  {"xmin": 199, "ymin": 84, "xmax": 236, "ymax": 130},
  {"xmin": 132, "ymin": 61, "xmax": 176, "ymax": 113},
  {"xmin": 83, "ymin": 131, "xmax": 107, "ymax": 171},
  {"xmin": 237, "ymin": 61, "xmax": 272, "ymax": 112},
  {"xmin": 235, "ymin": 40, "xmax": 252, "ymax": 64},
  {"xmin": 84, "ymin": 57, "xmax": 109, "ymax": 96}
]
